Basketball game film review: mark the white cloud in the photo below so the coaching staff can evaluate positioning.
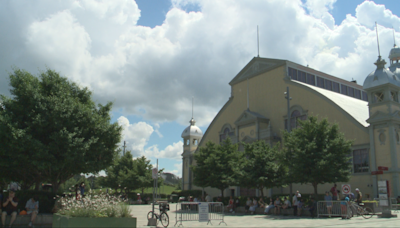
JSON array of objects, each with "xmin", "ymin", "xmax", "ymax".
[
  {"xmin": 2, "ymin": 0, "xmax": 400, "ymax": 128},
  {"xmin": 145, "ymin": 141, "xmax": 183, "ymax": 160},
  {"xmin": 167, "ymin": 162, "xmax": 182, "ymax": 178},
  {"xmin": 117, "ymin": 116, "xmax": 154, "ymax": 157}
]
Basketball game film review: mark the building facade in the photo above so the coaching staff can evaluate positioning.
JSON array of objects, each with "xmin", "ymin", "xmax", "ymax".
[{"xmin": 181, "ymin": 45, "xmax": 400, "ymax": 199}]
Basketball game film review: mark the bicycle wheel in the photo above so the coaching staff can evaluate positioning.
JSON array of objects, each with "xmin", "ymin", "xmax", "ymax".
[
  {"xmin": 361, "ymin": 207, "xmax": 373, "ymax": 219},
  {"xmin": 160, "ymin": 212, "xmax": 169, "ymax": 227},
  {"xmin": 147, "ymin": 211, "xmax": 155, "ymax": 220}
]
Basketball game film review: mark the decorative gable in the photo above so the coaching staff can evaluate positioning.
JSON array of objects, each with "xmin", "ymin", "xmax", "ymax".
[{"xmin": 229, "ymin": 57, "xmax": 286, "ymax": 86}]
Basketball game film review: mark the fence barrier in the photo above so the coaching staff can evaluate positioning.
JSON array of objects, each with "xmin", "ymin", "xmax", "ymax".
[
  {"xmin": 174, "ymin": 202, "xmax": 226, "ymax": 227},
  {"xmin": 317, "ymin": 201, "xmax": 350, "ymax": 218},
  {"xmin": 390, "ymin": 198, "xmax": 399, "ymax": 212}
]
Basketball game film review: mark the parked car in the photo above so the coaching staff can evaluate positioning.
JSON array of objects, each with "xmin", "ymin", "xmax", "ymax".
[{"xmin": 168, "ymin": 194, "xmax": 179, "ymax": 203}]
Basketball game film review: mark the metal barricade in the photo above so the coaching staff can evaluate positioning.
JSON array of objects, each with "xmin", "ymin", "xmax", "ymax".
[
  {"xmin": 317, "ymin": 201, "xmax": 351, "ymax": 218},
  {"xmin": 390, "ymin": 198, "xmax": 399, "ymax": 212},
  {"xmin": 174, "ymin": 202, "xmax": 226, "ymax": 227}
]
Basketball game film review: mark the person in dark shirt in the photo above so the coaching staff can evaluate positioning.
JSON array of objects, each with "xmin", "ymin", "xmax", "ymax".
[
  {"xmin": 308, "ymin": 198, "xmax": 317, "ymax": 218},
  {"xmin": 1, "ymin": 190, "xmax": 19, "ymax": 227}
]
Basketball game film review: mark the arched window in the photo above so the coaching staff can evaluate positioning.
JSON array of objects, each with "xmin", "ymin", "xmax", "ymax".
[
  {"xmin": 285, "ymin": 109, "xmax": 307, "ymax": 130},
  {"xmin": 186, "ymin": 139, "xmax": 190, "ymax": 145},
  {"xmin": 220, "ymin": 126, "xmax": 235, "ymax": 142},
  {"xmin": 193, "ymin": 139, "xmax": 198, "ymax": 145}
]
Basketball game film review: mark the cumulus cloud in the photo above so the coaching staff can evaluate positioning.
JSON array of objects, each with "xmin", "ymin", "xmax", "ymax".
[
  {"xmin": 145, "ymin": 141, "xmax": 183, "ymax": 160},
  {"xmin": 1, "ymin": 0, "xmax": 400, "ymax": 128},
  {"xmin": 118, "ymin": 116, "xmax": 154, "ymax": 157}
]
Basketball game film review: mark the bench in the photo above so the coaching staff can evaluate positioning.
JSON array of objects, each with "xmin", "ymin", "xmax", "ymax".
[{"xmin": 3, "ymin": 213, "xmax": 52, "ymax": 227}]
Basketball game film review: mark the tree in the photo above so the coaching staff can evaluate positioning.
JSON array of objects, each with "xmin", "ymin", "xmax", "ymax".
[
  {"xmin": 0, "ymin": 68, "xmax": 122, "ymax": 192},
  {"xmin": 236, "ymin": 141, "xmax": 286, "ymax": 197},
  {"xmin": 281, "ymin": 116, "xmax": 353, "ymax": 197},
  {"xmin": 192, "ymin": 138, "xmax": 239, "ymax": 198}
]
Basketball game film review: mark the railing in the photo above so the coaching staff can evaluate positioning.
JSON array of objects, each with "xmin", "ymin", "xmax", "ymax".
[
  {"xmin": 317, "ymin": 201, "xmax": 350, "ymax": 218},
  {"xmin": 175, "ymin": 202, "xmax": 226, "ymax": 227}
]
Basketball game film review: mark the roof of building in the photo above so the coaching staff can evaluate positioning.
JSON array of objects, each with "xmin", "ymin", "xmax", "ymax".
[
  {"xmin": 389, "ymin": 45, "xmax": 400, "ymax": 60},
  {"xmin": 293, "ymin": 80, "xmax": 369, "ymax": 127},
  {"xmin": 363, "ymin": 57, "xmax": 400, "ymax": 89},
  {"xmin": 181, "ymin": 118, "xmax": 203, "ymax": 138}
]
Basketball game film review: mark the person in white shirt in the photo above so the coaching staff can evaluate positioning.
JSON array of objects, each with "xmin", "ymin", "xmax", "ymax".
[
  {"xmin": 282, "ymin": 197, "xmax": 291, "ymax": 209},
  {"xmin": 205, "ymin": 194, "xmax": 211, "ymax": 202}
]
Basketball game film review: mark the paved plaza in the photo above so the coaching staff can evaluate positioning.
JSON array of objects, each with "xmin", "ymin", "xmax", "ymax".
[{"xmin": 130, "ymin": 203, "xmax": 400, "ymax": 227}]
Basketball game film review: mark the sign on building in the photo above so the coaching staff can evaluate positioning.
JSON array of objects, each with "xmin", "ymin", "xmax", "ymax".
[
  {"xmin": 198, "ymin": 202, "xmax": 209, "ymax": 222},
  {"xmin": 341, "ymin": 184, "xmax": 351, "ymax": 195}
]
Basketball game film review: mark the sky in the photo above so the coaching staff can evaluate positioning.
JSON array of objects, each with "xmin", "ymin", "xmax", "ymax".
[{"xmin": 1, "ymin": 0, "xmax": 400, "ymax": 177}]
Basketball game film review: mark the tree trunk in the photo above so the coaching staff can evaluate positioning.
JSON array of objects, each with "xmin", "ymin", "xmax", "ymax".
[
  {"xmin": 52, "ymin": 181, "xmax": 60, "ymax": 193},
  {"xmin": 312, "ymin": 182, "xmax": 318, "ymax": 199},
  {"xmin": 35, "ymin": 180, "xmax": 41, "ymax": 191},
  {"xmin": 220, "ymin": 188, "xmax": 224, "ymax": 198},
  {"xmin": 259, "ymin": 187, "xmax": 264, "ymax": 197}
]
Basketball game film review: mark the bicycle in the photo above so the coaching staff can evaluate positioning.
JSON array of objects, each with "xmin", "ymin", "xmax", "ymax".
[
  {"xmin": 147, "ymin": 202, "xmax": 170, "ymax": 227},
  {"xmin": 347, "ymin": 201, "xmax": 373, "ymax": 219}
]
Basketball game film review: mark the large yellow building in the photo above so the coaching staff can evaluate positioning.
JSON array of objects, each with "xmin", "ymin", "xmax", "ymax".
[{"xmin": 181, "ymin": 45, "xmax": 400, "ymax": 200}]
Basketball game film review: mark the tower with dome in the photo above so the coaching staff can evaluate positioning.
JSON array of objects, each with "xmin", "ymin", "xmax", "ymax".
[{"xmin": 181, "ymin": 116, "xmax": 203, "ymax": 190}]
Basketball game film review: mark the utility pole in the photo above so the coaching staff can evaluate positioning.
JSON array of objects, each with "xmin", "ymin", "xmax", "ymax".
[
  {"xmin": 284, "ymin": 87, "xmax": 293, "ymax": 200},
  {"xmin": 122, "ymin": 141, "xmax": 126, "ymax": 156}
]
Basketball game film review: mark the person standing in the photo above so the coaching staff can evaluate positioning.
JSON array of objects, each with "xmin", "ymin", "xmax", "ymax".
[
  {"xmin": 292, "ymin": 192, "xmax": 299, "ymax": 216},
  {"xmin": 26, "ymin": 196, "xmax": 39, "ymax": 227},
  {"xmin": 324, "ymin": 191, "xmax": 333, "ymax": 217},
  {"xmin": 205, "ymin": 194, "xmax": 211, "ymax": 202},
  {"xmin": 1, "ymin": 190, "xmax": 18, "ymax": 228},
  {"xmin": 355, "ymin": 188, "xmax": 363, "ymax": 205},
  {"xmin": 79, "ymin": 182, "xmax": 85, "ymax": 197},
  {"xmin": 330, "ymin": 184, "xmax": 339, "ymax": 200}
]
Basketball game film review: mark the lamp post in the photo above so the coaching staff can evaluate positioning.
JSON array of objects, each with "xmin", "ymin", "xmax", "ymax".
[{"xmin": 284, "ymin": 87, "xmax": 292, "ymax": 200}]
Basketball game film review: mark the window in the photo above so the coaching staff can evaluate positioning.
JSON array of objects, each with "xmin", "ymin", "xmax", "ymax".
[
  {"xmin": 332, "ymin": 82, "xmax": 340, "ymax": 93},
  {"xmin": 373, "ymin": 92, "xmax": 384, "ymax": 103},
  {"xmin": 307, "ymin": 74, "xmax": 315, "ymax": 85},
  {"xmin": 317, "ymin": 77, "xmax": 324, "ymax": 88},
  {"xmin": 391, "ymin": 91, "xmax": 399, "ymax": 102},
  {"xmin": 362, "ymin": 92, "xmax": 368, "ymax": 101},
  {"xmin": 325, "ymin": 80, "xmax": 332, "ymax": 90},
  {"xmin": 220, "ymin": 127, "xmax": 234, "ymax": 142},
  {"xmin": 354, "ymin": 89, "xmax": 361, "ymax": 99},
  {"xmin": 348, "ymin": 87, "xmax": 354, "ymax": 97},
  {"xmin": 341, "ymin": 85, "xmax": 348, "ymax": 95},
  {"xmin": 353, "ymin": 149, "xmax": 369, "ymax": 173},
  {"xmin": 289, "ymin": 67, "xmax": 298, "ymax": 80},
  {"xmin": 289, "ymin": 110, "xmax": 307, "ymax": 129},
  {"xmin": 186, "ymin": 139, "xmax": 190, "ymax": 145},
  {"xmin": 299, "ymin": 71, "xmax": 306, "ymax": 83}
]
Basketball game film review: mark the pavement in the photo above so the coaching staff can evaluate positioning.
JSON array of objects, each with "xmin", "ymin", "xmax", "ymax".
[{"xmin": 129, "ymin": 203, "xmax": 400, "ymax": 227}]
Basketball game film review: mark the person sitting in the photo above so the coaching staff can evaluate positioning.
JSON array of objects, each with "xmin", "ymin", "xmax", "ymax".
[
  {"xmin": 26, "ymin": 196, "xmax": 39, "ymax": 227},
  {"xmin": 274, "ymin": 197, "xmax": 282, "ymax": 215},
  {"xmin": 282, "ymin": 197, "xmax": 291, "ymax": 210},
  {"xmin": 1, "ymin": 190, "xmax": 18, "ymax": 228},
  {"xmin": 234, "ymin": 197, "xmax": 240, "ymax": 212},
  {"xmin": 258, "ymin": 198, "xmax": 266, "ymax": 209},
  {"xmin": 308, "ymin": 198, "xmax": 317, "ymax": 218},
  {"xmin": 249, "ymin": 198, "xmax": 258, "ymax": 214},
  {"xmin": 264, "ymin": 198, "xmax": 275, "ymax": 215},
  {"xmin": 245, "ymin": 197, "xmax": 251, "ymax": 213}
]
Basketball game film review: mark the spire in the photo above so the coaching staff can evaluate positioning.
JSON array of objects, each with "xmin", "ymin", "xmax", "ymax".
[
  {"xmin": 393, "ymin": 26, "xmax": 397, "ymax": 47},
  {"xmin": 190, "ymin": 97, "xmax": 196, "ymax": 126},
  {"xmin": 257, "ymin": 25, "xmax": 260, "ymax": 57},
  {"xmin": 374, "ymin": 22, "xmax": 386, "ymax": 70},
  {"xmin": 376, "ymin": 22, "xmax": 381, "ymax": 57}
]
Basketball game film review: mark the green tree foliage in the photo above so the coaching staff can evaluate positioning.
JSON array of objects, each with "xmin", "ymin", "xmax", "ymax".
[
  {"xmin": 0, "ymin": 68, "xmax": 122, "ymax": 192},
  {"xmin": 236, "ymin": 141, "xmax": 286, "ymax": 197},
  {"xmin": 281, "ymin": 116, "xmax": 353, "ymax": 197},
  {"xmin": 192, "ymin": 138, "xmax": 239, "ymax": 197},
  {"xmin": 100, "ymin": 153, "xmax": 163, "ymax": 194}
]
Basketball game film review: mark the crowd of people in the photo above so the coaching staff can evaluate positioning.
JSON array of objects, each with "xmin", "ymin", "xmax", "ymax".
[{"xmin": 0, "ymin": 189, "xmax": 39, "ymax": 228}]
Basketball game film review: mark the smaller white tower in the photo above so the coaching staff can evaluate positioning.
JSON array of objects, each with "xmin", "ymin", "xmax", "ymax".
[{"xmin": 181, "ymin": 116, "xmax": 203, "ymax": 191}]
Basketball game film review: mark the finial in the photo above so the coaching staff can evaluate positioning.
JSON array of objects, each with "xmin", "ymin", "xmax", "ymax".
[
  {"xmin": 376, "ymin": 22, "xmax": 381, "ymax": 57},
  {"xmin": 257, "ymin": 25, "xmax": 260, "ymax": 57},
  {"xmin": 393, "ymin": 26, "xmax": 397, "ymax": 47},
  {"xmin": 192, "ymin": 97, "xmax": 194, "ymax": 119}
]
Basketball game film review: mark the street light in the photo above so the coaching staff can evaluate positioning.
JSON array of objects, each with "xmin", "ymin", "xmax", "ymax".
[{"xmin": 284, "ymin": 87, "xmax": 293, "ymax": 200}]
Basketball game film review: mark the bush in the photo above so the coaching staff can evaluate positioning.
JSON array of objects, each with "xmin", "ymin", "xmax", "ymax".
[{"xmin": 14, "ymin": 190, "xmax": 56, "ymax": 213}]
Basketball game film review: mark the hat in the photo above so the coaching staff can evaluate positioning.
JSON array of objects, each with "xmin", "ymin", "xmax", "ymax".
[{"xmin": 355, "ymin": 188, "xmax": 359, "ymax": 191}]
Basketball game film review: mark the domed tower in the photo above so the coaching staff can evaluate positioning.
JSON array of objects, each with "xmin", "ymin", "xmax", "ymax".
[
  {"xmin": 388, "ymin": 44, "xmax": 400, "ymax": 76},
  {"xmin": 181, "ymin": 117, "xmax": 203, "ymax": 190},
  {"xmin": 363, "ymin": 52, "xmax": 400, "ymax": 198}
]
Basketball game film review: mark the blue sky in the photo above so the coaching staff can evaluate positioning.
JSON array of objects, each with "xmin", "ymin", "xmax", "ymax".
[{"xmin": 1, "ymin": 0, "xmax": 400, "ymax": 177}]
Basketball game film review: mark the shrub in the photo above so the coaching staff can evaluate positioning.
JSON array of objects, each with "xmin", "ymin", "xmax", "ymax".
[
  {"xmin": 15, "ymin": 190, "xmax": 56, "ymax": 213},
  {"xmin": 56, "ymin": 190, "xmax": 131, "ymax": 218}
]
